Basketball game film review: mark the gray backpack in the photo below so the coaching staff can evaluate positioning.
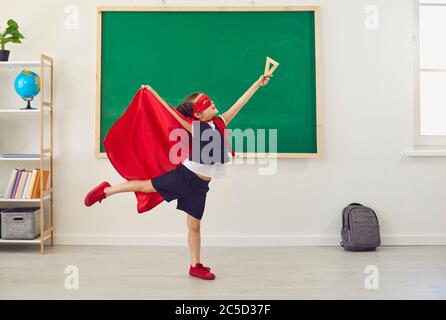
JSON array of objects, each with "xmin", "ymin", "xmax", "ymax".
[{"xmin": 340, "ymin": 203, "xmax": 381, "ymax": 251}]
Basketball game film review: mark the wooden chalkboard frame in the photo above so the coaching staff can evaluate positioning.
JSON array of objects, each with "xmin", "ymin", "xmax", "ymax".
[{"xmin": 96, "ymin": 6, "xmax": 322, "ymax": 159}]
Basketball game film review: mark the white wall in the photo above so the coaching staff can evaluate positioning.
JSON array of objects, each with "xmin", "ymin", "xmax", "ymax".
[{"xmin": 1, "ymin": 0, "xmax": 445, "ymax": 246}]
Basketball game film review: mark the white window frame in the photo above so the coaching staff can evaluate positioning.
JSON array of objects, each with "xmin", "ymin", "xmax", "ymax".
[{"xmin": 414, "ymin": 0, "xmax": 446, "ymax": 149}]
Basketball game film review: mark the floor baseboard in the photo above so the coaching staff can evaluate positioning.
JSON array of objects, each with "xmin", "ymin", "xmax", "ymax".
[{"xmin": 53, "ymin": 234, "xmax": 446, "ymax": 246}]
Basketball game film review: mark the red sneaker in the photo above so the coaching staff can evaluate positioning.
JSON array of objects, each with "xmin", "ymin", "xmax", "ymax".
[
  {"xmin": 84, "ymin": 181, "xmax": 111, "ymax": 207},
  {"xmin": 189, "ymin": 263, "xmax": 216, "ymax": 280}
]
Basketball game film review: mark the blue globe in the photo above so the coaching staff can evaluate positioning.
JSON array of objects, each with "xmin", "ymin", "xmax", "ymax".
[{"xmin": 14, "ymin": 70, "xmax": 41, "ymax": 100}]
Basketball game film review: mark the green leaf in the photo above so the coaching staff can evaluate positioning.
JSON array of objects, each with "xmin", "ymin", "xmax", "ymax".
[
  {"xmin": 5, "ymin": 26, "xmax": 19, "ymax": 34},
  {"xmin": 2, "ymin": 38, "xmax": 14, "ymax": 44},
  {"xmin": 7, "ymin": 19, "xmax": 19, "ymax": 29},
  {"xmin": 3, "ymin": 36, "xmax": 21, "ymax": 44},
  {"xmin": 6, "ymin": 29, "xmax": 17, "ymax": 36},
  {"xmin": 8, "ymin": 30, "xmax": 23, "ymax": 38}
]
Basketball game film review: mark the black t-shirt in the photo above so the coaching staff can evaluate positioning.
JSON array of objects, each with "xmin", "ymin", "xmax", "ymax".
[{"xmin": 189, "ymin": 120, "xmax": 230, "ymax": 165}]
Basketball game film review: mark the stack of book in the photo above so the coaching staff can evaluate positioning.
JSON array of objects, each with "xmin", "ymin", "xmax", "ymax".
[{"xmin": 2, "ymin": 168, "xmax": 49, "ymax": 199}]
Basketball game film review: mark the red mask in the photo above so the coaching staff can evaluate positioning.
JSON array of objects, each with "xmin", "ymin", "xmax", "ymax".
[{"xmin": 193, "ymin": 94, "xmax": 212, "ymax": 116}]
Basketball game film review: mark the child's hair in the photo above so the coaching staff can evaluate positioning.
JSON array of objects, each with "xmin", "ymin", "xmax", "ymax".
[{"xmin": 177, "ymin": 92, "xmax": 202, "ymax": 117}]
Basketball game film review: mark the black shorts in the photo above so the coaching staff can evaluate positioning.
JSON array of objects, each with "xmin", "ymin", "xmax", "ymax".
[{"xmin": 151, "ymin": 165, "xmax": 210, "ymax": 220}]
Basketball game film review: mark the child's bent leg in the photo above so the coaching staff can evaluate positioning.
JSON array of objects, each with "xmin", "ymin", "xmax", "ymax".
[
  {"xmin": 187, "ymin": 215, "xmax": 201, "ymax": 266},
  {"xmin": 104, "ymin": 179, "xmax": 154, "ymax": 197}
]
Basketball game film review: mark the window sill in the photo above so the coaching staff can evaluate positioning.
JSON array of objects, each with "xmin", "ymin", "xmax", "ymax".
[{"xmin": 405, "ymin": 150, "xmax": 446, "ymax": 157}]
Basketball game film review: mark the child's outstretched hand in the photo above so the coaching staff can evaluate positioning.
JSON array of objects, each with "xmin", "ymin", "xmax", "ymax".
[{"xmin": 256, "ymin": 74, "xmax": 273, "ymax": 88}]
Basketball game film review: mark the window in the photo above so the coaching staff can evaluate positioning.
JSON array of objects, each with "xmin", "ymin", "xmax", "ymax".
[{"xmin": 416, "ymin": 0, "xmax": 446, "ymax": 146}]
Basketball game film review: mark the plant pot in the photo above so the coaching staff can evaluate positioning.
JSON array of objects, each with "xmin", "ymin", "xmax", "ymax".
[{"xmin": 0, "ymin": 50, "xmax": 10, "ymax": 61}]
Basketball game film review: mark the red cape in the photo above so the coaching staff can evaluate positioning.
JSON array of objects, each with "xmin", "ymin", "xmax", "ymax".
[{"xmin": 104, "ymin": 88, "xmax": 233, "ymax": 214}]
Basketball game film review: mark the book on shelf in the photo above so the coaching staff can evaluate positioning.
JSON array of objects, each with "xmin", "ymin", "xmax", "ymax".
[
  {"xmin": 2, "ymin": 168, "xmax": 49, "ymax": 199},
  {"xmin": 4, "ymin": 168, "xmax": 18, "ymax": 199},
  {"xmin": 27, "ymin": 169, "xmax": 38, "ymax": 199},
  {"xmin": 22, "ymin": 171, "xmax": 31, "ymax": 199},
  {"xmin": 22, "ymin": 171, "xmax": 32, "ymax": 199},
  {"xmin": 1, "ymin": 153, "xmax": 41, "ymax": 158},
  {"xmin": 32, "ymin": 169, "xmax": 49, "ymax": 198},
  {"xmin": 15, "ymin": 171, "xmax": 27, "ymax": 199},
  {"xmin": 10, "ymin": 169, "xmax": 22, "ymax": 198},
  {"xmin": 31, "ymin": 170, "xmax": 40, "ymax": 198}
]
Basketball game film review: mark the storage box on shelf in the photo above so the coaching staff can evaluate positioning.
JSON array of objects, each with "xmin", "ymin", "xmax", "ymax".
[
  {"xmin": 1, "ymin": 207, "xmax": 41, "ymax": 240},
  {"xmin": 0, "ymin": 54, "xmax": 54, "ymax": 254}
]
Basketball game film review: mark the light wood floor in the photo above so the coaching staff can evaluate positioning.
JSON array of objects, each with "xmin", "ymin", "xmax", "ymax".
[{"xmin": 0, "ymin": 245, "xmax": 445, "ymax": 299}]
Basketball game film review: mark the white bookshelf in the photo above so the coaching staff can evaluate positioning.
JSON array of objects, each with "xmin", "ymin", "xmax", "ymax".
[
  {"xmin": 0, "ymin": 195, "xmax": 51, "ymax": 202},
  {"xmin": 0, "ymin": 54, "xmax": 54, "ymax": 254},
  {"xmin": 0, "ymin": 109, "xmax": 50, "ymax": 113},
  {"xmin": 0, "ymin": 157, "xmax": 47, "ymax": 161},
  {"xmin": 0, "ymin": 234, "xmax": 51, "ymax": 244},
  {"xmin": 0, "ymin": 61, "xmax": 51, "ymax": 68}
]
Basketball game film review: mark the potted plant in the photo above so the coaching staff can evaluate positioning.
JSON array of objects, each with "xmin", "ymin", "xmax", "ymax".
[{"xmin": 0, "ymin": 19, "xmax": 25, "ymax": 61}]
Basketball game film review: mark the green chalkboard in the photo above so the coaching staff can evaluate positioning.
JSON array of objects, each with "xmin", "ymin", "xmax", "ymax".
[{"xmin": 97, "ymin": 7, "xmax": 321, "ymax": 158}]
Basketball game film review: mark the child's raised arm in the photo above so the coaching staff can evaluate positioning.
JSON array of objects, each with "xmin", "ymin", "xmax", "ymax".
[
  {"xmin": 220, "ymin": 74, "xmax": 272, "ymax": 125},
  {"xmin": 141, "ymin": 85, "xmax": 192, "ymax": 133}
]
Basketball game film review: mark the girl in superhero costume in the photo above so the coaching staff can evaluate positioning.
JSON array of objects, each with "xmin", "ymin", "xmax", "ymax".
[{"xmin": 84, "ymin": 74, "xmax": 272, "ymax": 280}]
